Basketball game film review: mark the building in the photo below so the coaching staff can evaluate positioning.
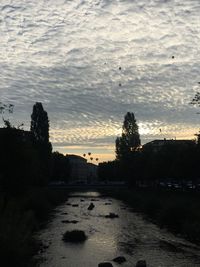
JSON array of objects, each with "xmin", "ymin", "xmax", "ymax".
[
  {"xmin": 87, "ymin": 162, "xmax": 98, "ymax": 184},
  {"xmin": 142, "ymin": 139, "xmax": 195, "ymax": 153},
  {"xmin": 66, "ymin": 154, "xmax": 98, "ymax": 184}
]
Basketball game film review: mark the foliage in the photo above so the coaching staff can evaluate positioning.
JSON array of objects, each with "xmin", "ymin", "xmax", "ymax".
[
  {"xmin": 114, "ymin": 112, "xmax": 141, "ymax": 185},
  {"xmin": 0, "ymin": 102, "xmax": 69, "ymax": 266},
  {"xmin": 190, "ymin": 92, "xmax": 200, "ymax": 143},
  {"xmin": 30, "ymin": 102, "xmax": 50, "ymax": 144},
  {"xmin": 30, "ymin": 102, "xmax": 52, "ymax": 184},
  {"xmin": 0, "ymin": 127, "xmax": 40, "ymax": 192},
  {"xmin": 0, "ymin": 103, "xmax": 15, "ymax": 128},
  {"xmin": 0, "ymin": 103, "xmax": 14, "ymax": 115},
  {"xmin": 190, "ymin": 92, "xmax": 200, "ymax": 106},
  {"xmin": 102, "ymin": 135, "xmax": 200, "ymax": 187},
  {"xmin": 51, "ymin": 152, "xmax": 71, "ymax": 183},
  {"xmin": 98, "ymin": 161, "xmax": 122, "ymax": 182},
  {"xmin": 2, "ymin": 118, "xmax": 13, "ymax": 128},
  {"xmin": 116, "ymin": 112, "xmax": 141, "ymax": 161},
  {"xmin": 113, "ymin": 112, "xmax": 200, "ymax": 187},
  {"xmin": 0, "ymin": 102, "xmax": 54, "ymax": 190},
  {"xmin": 0, "ymin": 188, "xmax": 68, "ymax": 267}
]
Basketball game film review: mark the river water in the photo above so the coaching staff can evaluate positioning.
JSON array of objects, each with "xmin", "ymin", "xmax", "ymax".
[{"xmin": 35, "ymin": 191, "xmax": 200, "ymax": 267}]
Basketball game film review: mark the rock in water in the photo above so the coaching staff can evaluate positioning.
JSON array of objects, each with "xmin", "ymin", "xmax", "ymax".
[
  {"xmin": 113, "ymin": 256, "xmax": 126, "ymax": 263},
  {"xmin": 105, "ymin": 212, "xmax": 119, "ymax": 218},
  {"xmin": 136, "ymin": 260, "xmax": 147, "ymax": 267},
  {"xmin": 88, "ymin": 202, "xmax": 95, "ymax": 210},
  {"xmin": 62, "ymin": 230, "xmax": 87, "ymax": 243},
  {"xmin": 61, "ymin": 220, "xmax": 78, "ymax": 224},
  {"xmin": 91, "ymin": 198, "xmax": 98, "ymax": 201},
  {"xmin": 98, "ymin": 262, "xmax": 113, "ymax": 267}
]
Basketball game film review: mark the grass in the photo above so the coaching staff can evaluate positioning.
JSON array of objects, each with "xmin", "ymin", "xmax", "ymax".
[
  {"xmin": 0, "ymin": 187, "xmax": 68, "ymax": 267},
  {"xmin": 103, "ymin": 188, "xmax": 200, "ymax": 244}
]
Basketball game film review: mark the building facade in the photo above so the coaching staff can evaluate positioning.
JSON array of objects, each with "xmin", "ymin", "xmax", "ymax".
[{"xmin": 66, "ymin": 155, "xmax": 98, "ymax": 184}]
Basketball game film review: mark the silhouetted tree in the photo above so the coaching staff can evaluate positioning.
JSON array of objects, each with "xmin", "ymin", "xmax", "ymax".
[
  {"xmin": 2, "ymin": 118, "xmax": 12, "ymax": 129},
  {"xmin": 0, "ymin": 127, "xmax": 40, "ymax": 193},
  {"xmin": 30, "ymin": 102, "xmax": 52, "ymax": 184},
  {"xmin": 195, "ymin": 131, "xmax": 200, "ymax": 145},
  {"xmin": 0, "ymin": 102, "xmax": 14, "ymax": 128},
  {"xmin": 51, "ymin": 152, "xmax": 70, "ymax": 183},
  {"xmin": 98, "ymin": 160, "xmax": 122, "ymax": 182},
  {"xmin": 190, "ymin": 92, "xmax": 200, "ymax": 106},
  {"xmin": 115, "ymin": 112, "xmax": 141, "ymax": 186},
  {"xmin": 31, "ymin": 103, "xmax": 50, "ymax": 143},
  {"xmin": 116, "ymin": 112, "xmax": 141, "ymax": 161},
  {"xmin": 31, "ymin": 102, "xmax": 51, "ymax": 153},
  {"xmin": 0, "ymin": 103, "xmax": 14, "ymax": 115}
]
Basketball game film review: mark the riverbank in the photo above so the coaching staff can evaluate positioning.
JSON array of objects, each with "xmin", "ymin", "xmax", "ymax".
[
  {"xmin": 0, "ymin": 187, "xmax": 68, "ymax": 267},
  {"xmin": 102, "ymin": 188, "xmax": 200, "ymax": 244}
]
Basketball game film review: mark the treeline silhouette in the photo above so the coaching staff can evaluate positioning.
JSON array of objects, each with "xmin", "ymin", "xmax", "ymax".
[
  {"xmin": 99, "ymin": 141, "xmax": 200, "ymax": 188},
  {"xmin": 99, "ymin": 112, "xmax": 200, "ymax": 189},
  {"xmin": 99, "ymin": 112, "xmax": 200, "ymax": 244},
  {"xmin": 1, "ymin": 105, "xmax": 200, "ymax": 265},
  {"xmin": 0, "ymin": 102, "xmax": 70, "ymax": 193},
  {"xmin": 0, "ymin": 102, "xmax": 70, "ymax": 267}
]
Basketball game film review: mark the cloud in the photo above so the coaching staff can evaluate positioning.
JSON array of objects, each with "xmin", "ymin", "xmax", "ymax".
[{"xmin": 0, "ymin": 0, "xmax": 200, "ymax": 160}]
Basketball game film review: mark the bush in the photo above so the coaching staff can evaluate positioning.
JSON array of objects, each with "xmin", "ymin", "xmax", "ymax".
[{"xmin": 0, "ymin": 187, "xmax": 68, "ymax": 266}]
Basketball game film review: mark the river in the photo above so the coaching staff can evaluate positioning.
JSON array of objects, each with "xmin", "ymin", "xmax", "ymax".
[{"xmin": 35, "ymin": 191, "xmax": 200, "ymax": 267}]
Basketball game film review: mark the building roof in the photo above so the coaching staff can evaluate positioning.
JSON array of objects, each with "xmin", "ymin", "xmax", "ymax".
[
  {"xmin": 66, "ymin": 154, "xmax": 87, "ymax": 162},
  {"xmin": 143, "ymin": 139, "xmax": 195, "ymax": 146},
  {"xmin": 87, "ymin": 162, "xmax": 98, "ymax": 168},
  {"xmin": 142, "ymin": 139, "xmax": 195, "ymax": 151}
]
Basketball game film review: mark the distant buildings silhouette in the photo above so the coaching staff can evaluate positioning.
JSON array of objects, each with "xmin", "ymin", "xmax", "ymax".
[
  {"xmin": 142, "ymin": 139, "xmax": 195, "ymax": 153},
  {"xmin": 66, "ymin": 154, "xmax": 98, "ymax": 184}
]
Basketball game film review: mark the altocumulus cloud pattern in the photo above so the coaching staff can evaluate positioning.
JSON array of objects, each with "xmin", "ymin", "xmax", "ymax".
[{"xmin": 0, "ymin": 0, "xmax": 200, "ymax": 160}]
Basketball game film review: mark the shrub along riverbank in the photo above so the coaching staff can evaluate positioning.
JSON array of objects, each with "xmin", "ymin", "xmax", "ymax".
[
  {"xmin": 103, "ymin": 188, "xmax": 200, "ymax": 244},
  {"xmin": 0, "ymin": 187, "xmax": 68, "ymax": 267}
]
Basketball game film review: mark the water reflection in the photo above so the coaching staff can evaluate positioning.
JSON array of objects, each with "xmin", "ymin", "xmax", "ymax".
[{"xmin": 36, "ymin": 191, "xmax": 200, "ymax": 267}]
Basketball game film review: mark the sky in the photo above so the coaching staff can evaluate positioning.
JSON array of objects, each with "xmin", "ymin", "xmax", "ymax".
[{"xmin": 0, "ymin": 0, "xmax": 200, "ymax": 162}]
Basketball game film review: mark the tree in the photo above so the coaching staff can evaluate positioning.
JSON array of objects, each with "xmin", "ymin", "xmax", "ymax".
[
  {"xmin": 116, "ymin": 112, "xmax": 141, "ymax": 161},
  {"xmin": 31, "ymin": 102, "xmax": 50, "ymax": 145},
  {"xmin": 190, "ymin": 93, "xmax": 200, "ymax": 145},
  {"xmin": 51, "ymin": 152, "xmax": 70, "ymax": 183},
  {"xmin": 190, "ymin": 92, "xmax": 200, "ymax": 106},
  {"xmin": 98, "ymin": 160, "xmax": 122, "ymax": 182},
  {"xmin": 0, "ymin": 103, "xmax": 15, "ymax": 128},
  {"xmin": 0, "ymin": 127, "xmax": 40, "ymax": 193},
  {"xmin": 30, "ymin": 102, "xmax": 52, "ymax": 184}
]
